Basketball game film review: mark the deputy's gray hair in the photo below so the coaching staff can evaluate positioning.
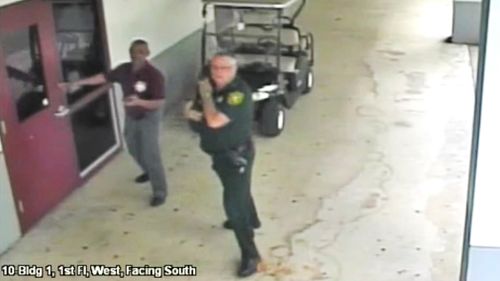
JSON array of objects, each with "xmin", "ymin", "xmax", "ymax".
[{"xmin": 211, "ymin": 52, "xmax": 238, "ymax": 68}]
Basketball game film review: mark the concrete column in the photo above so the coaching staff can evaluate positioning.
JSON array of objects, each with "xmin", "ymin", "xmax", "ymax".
[{"xmin": 452, "ymin": 0, "xmax": 481, "ymax": 44}]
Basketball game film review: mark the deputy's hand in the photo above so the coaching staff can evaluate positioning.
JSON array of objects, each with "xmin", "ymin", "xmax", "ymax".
[
  {"xmin": 183, "ymin": 100, "xmax": 194, "ymax": 116},
  {"xmin": 183, "ymin": 101, "xmax": 203, "ymax": 122},
  {"xmin": 198, "ymin": 78, "xmax": 213, "ymax": 100}
]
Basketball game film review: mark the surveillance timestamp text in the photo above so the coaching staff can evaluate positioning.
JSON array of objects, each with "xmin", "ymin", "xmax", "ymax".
[{"xmin": 1, "ymin": 264, "xmax": 197, "ymax": 278}]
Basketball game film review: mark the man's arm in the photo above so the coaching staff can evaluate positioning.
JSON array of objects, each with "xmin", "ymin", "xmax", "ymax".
[
  {"xmin": 59, "ymin": 73, "xmax": 107, "ymax": 93},
  {"xmin": 72, "ymin": 73, "xmax": 107, "ymax": 87},
  {"xmin": 124, "ymin": 96, "xmax": 164, "ymax": 111},
  {"xmin": 198, "ymin": 79, "xmax": 230, "ymax": 129}
]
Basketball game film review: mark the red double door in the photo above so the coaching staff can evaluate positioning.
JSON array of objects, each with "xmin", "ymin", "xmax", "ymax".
[{"xmin": 0, "ymin": 0, "xmax": 81, "ymax": 232}]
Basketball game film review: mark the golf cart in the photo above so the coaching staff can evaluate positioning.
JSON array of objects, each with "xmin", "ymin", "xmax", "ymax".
[{"xmin": 201, "ymin": 0, "xmax": 315, "ymax": 137}]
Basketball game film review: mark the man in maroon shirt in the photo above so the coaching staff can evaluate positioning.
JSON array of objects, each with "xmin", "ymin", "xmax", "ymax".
[{"xmin": 60, "ymin": 39, "xmax": 168, "ymax": 207}]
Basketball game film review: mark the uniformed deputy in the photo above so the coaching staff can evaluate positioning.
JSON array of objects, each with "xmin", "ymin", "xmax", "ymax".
[{"xmin": 183, "ymin": 53, "xmax": 261, "ymax": 278}]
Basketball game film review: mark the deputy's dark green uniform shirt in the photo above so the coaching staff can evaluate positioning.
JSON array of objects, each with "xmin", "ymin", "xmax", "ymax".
[{"xmin": 196, "ymin": 77, "xmax": 253, "ymax": 153}]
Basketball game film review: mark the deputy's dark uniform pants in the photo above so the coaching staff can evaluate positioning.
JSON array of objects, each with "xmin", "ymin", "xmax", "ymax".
[
  {"xmin": 124, "ymin": 111, "xmax": 168, "ymax": 199},
  {"xmin": 211, "ymin": 140, "xmax": 260, "ymax": 259}
]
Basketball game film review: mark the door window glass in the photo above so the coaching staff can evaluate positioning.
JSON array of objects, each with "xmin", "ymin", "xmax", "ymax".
[
  {"xmin": 1, "ymin": 26, "xmax": 48, "ymax": 122},
  {"xmin": 53, "ymin": 0, "xmax": 105, "ymax": 103},
  {"xmin": 53, "ymin": 0, "xmax": 116, "ymax": 172}
]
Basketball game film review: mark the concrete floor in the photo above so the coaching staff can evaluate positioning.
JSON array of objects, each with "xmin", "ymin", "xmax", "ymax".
[{"xmin": 0, "ymin": 0, "xmax": 475, "ymax": 280}]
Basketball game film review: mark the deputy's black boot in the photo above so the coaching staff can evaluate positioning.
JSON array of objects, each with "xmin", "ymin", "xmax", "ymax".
[
  {"xmin": 236, "ymin": 235, "xmax": 261, "ymax": 278},
  {"xmin": 237, "ymin": 255, "xmax": 261, "ymax": 278}
]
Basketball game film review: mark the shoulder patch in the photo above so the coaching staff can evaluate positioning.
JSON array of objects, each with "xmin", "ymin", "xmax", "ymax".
[{"xmin": 227, "ymin": 91, "xmax": 245, "ymax": 106}]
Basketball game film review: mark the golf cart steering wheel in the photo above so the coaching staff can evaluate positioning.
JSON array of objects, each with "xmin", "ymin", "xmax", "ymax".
[{"xmin": 257, "ymin": 37, "xmax": 278, "ymax": 52}]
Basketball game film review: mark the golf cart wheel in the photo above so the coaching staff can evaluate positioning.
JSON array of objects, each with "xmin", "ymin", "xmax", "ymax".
[
  {"xmin": 303, "ymin": 69, "xmax": 314, "ymax": 94},
  {"xmin": 259, "ymin": 99, "xmax": 286, "ymax": 137}
]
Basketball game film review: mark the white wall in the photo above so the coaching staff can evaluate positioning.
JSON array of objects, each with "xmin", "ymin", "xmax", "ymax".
[
  {"xmin": 0, "ymin": 0, "xmax": 21, "ymax": 7},
  {"xmin": 464, "ymin": 1, "xmax": 500, "ymax": 280},
  {"xmin": 102, "ymin": 0, "xmax": 204, "ymax": 67},
  {"xmin": 469, "ymin": 0, "xmax": 500, "ymax": 248},
  {"xmin": 0, "ymin": 143, "xmax": 21, "ymax": 254}
]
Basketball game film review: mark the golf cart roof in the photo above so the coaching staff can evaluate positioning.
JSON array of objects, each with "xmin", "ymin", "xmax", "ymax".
[{"xmin": 202, "ymin": 0, "xmax": 301, "ymax": 9}]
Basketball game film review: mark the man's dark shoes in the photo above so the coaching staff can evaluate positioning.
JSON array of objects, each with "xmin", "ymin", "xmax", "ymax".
[
  {"xmin": 134, "ymin": 173, "xmax": 149, "ymax": 183},
  {"xmin": 237, "ymin": 256, "xmax": 261, "ymax": 278},
  {"xmin": 223, "ymin": 220, "xmax": 261, "ymax": 230},
  {"xmin": 150, "ymin": 196, "xmax": 165, "ymax": 207}
]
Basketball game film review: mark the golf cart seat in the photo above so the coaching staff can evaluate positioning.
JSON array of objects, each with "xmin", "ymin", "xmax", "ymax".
[
  {"xmin": 220, "ymin": 25, "xmax": 302, "ymax": 55},
  {"xmin": 235, "ymin": 53, "xmax": 309, "ymax": 94},
  {"xmin": 234, "ymin": 53, "xmax": 297, "ymax": 73}
]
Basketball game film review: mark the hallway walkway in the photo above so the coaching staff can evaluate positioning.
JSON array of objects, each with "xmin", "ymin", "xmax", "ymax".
[{"xmin": 0, "ymin": 0, "xmax": 474, "ymax": 280}]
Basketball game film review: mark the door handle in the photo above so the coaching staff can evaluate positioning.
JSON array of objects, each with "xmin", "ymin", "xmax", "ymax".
[{"xmin": 54, "ymin": 105, "xmax": 69, "ymax": 117}]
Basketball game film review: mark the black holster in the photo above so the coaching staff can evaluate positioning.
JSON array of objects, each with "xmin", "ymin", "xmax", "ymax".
[{"xmin": 226, "ymin": 139, "xmax": 253, "ymax": 168}]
